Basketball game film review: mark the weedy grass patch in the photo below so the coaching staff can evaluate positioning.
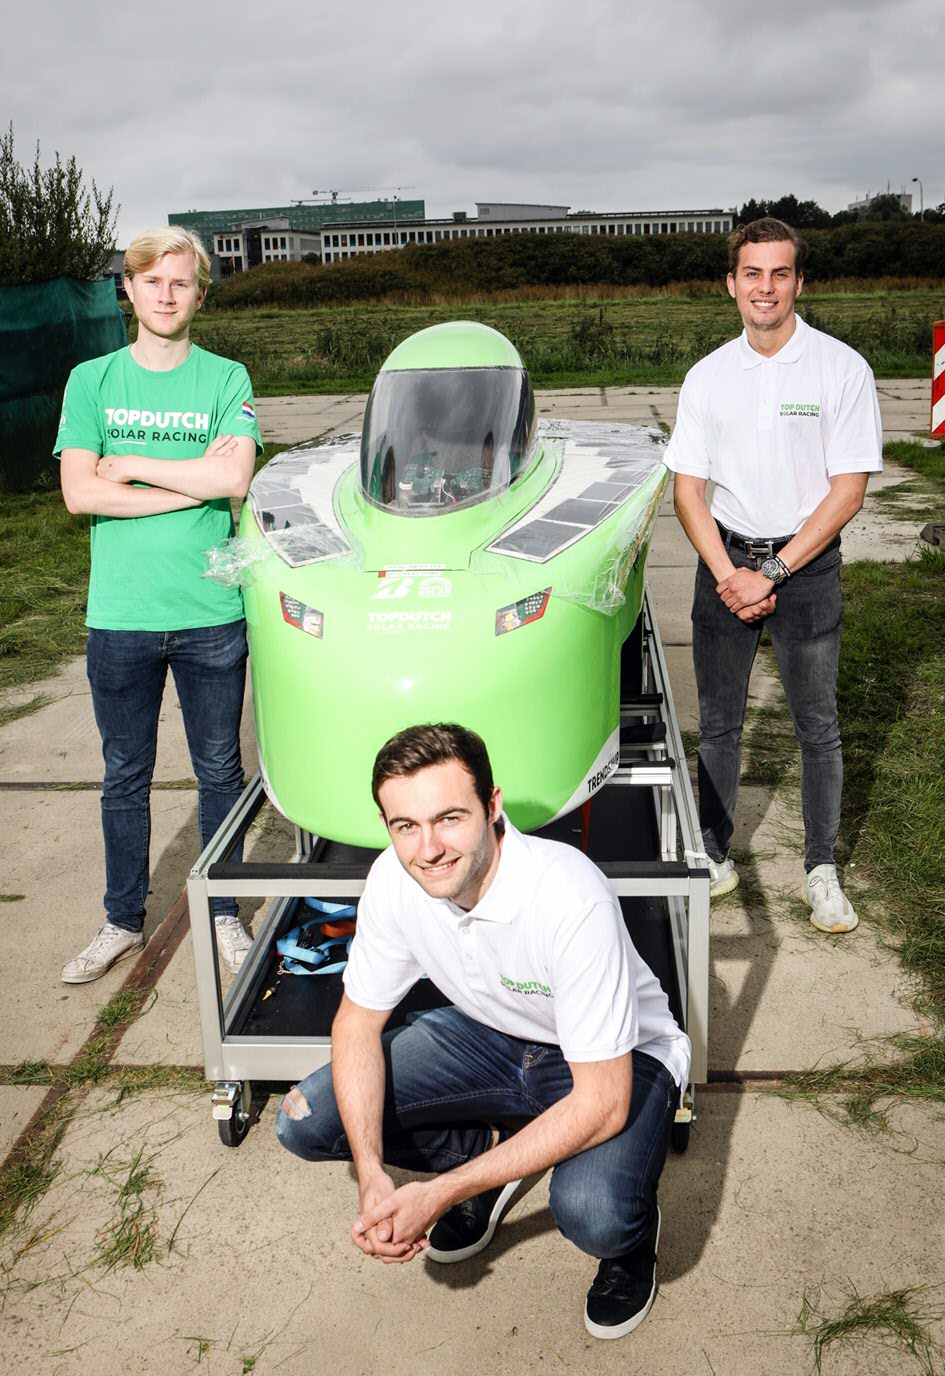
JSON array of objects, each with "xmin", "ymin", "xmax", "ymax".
[
  {"xmin": 89, "ymin": 1145, "xmax": 162, "ymax": 1272},
  {"xmin": 784, "ymin": 1035, "xmax": 945, "ymax": 1131},
  {"xmin": 795, "ymin": 1284, "xmax": 944, "ymax": 1375},
  {"xmin": 0, "ymin": 491, "xmax": 89, "ymax": 695},
  {"xmin": 877, "ymin": 440, "xmax": 945, "ymax": 525}
]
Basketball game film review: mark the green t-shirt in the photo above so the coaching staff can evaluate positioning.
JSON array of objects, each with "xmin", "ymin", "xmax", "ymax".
[{"xmin": 55, "ymin": 345, "xmax": 263, "ymax": 631}]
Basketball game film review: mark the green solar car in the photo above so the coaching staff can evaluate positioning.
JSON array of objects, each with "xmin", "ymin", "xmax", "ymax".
[{"xmin": 233, "ymin": 321, "xmax": 668, "ymax": 847}]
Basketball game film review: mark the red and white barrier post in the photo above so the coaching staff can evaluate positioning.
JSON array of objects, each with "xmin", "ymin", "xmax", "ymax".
[{"xmin": 932, "ymin": 320, "xmax": 945, "ymax": 439}]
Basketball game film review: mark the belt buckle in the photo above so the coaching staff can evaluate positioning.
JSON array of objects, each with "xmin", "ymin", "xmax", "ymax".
[{"xmin": 745, "ymin": 538, "xmax": 774, "ymax": 560}]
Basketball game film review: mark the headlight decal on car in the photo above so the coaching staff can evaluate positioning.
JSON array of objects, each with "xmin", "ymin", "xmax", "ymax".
[
  {"xmin": 495, "ymin": 589, "xmax": 551, "ymax": 636},
  {"xmin": 280, "ymin": 593, "xmax": 324, "ymax": 639}
]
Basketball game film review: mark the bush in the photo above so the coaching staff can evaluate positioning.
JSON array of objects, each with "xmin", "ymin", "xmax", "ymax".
[
  {"xmin": 0, "ymin": 125, "xmax": 117, "ymax": 286},
  {"xmin": 804, "ymin": 223, "xmax": 945, "ymax": 281}
]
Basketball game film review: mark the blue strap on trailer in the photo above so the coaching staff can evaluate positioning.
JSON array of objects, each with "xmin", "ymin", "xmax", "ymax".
[{"xmin": 277, "ymin": 899, "xmax": 357, "ymax": 975}]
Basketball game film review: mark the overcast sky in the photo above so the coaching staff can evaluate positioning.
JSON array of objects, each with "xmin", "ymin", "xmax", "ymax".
[{"xmin": 6, "ymin": 0, "xmax": 943, "ymax": 245}]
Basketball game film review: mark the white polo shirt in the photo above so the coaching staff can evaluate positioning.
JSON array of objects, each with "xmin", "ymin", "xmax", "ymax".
[
  {"xmin": 343, "ymin": 818, "xmax": 690, "ymax": 1088},
  {"xmin": 664, "ymin": 316, "xmax": 883, "ymax": 538}
]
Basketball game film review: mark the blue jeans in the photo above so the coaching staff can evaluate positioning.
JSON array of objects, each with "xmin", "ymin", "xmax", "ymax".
[
  {"xmin": 275, "ymin": 1005, "xmax": 678, "ymax": 1259},
  {"xmin": 86, "ymin": 621, "xmax": 247, "ymax": 930},
  {"xmin": 692, "ymin": 540, "xmax": 843, "ymax": 871}
]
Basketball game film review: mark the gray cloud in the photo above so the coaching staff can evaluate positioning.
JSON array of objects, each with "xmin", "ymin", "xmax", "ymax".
[{"xmin": 3, "ymin": 0, "xmax": 942, "ymax": 243}]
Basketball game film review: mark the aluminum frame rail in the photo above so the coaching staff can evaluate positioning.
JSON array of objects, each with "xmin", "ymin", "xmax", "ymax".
[{"xmin": 187, "ymin": 583, "xmax": 710, "ymax": 1103}]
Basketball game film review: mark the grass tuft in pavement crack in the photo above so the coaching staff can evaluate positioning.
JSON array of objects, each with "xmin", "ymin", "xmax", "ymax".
[
  {"xmin": 5, "ymin": 1060, "xmax": 207, "ymax": 1097},
  {"xmin": 784, "ymin": 1035, "xmax": 945, "ymax": 1131},
  {"xmin": 795, "ymin": 1283, "xmax": 944, "ymax": 1376},
  {"xmin": 0, "ymin": 994, "xmax": 195, "ymax": 1248},
  {"xmin": 0, "ymin": 1110, "xmax": 71, "ymax": 1244},
  {"xmin": 8, "ymin": 1060, "xmax": 54, "ymax": 1085},
  {"xmin": 65, "ymin": 988, "xmax": 154, "ymax": 1087}
]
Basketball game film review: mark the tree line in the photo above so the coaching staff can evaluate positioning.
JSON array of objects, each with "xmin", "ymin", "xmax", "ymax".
[
  {"xmin": 738, "ymin": 191, "xmax": 945, "ymax": 227},
  {"xmin": 211, "ymin": 219, "xmax": 945, "ymax": 310}
]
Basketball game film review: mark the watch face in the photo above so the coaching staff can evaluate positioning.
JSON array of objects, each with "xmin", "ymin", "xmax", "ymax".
[{"xmin": 760, "ymin": 558, "xmax": 781, "ymax": 583}]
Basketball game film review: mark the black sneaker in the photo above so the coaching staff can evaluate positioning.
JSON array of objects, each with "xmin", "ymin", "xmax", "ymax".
[
  {"xmin": 426, "ymin": 1174, "xmax": 544, "ymax": 1264},
  {"xmin": 584, "ymin": 1206, "xmax": 661, "ymax": 1339}
]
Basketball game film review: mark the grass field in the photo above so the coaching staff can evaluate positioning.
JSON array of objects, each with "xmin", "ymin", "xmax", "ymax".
[{"xmin": 185, "ymin": 287, "xmax": 945, "ymax": 394}]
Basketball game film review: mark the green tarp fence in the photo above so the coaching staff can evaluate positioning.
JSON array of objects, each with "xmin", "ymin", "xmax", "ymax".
[{"xmin": 0, "ymin": 276, "xmax": 127, "ymax": 493}]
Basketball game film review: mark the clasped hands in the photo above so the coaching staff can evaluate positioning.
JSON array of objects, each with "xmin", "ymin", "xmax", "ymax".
[
  {"xmin": 352, "ymin": 1168, "xmax": 448, "ymax": 1265},
  {"xmin": 716, "ymin": 567, "xmax": 776, "ymax": 623}
]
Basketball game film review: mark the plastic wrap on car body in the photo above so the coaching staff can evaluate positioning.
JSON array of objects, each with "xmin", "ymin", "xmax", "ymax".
[
  {"xmin": 203, "ymin": 435, "xmax": 365, "ymax": 587},
  {"xmin": 472, "ymin": 418, "xmax": 668, "ymax": 615}
]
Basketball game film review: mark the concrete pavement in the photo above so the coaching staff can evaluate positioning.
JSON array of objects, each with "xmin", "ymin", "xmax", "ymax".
[
  {"xmin": 0, "ymin": 381, "xmax": 940, "ymax": 1376},
  {"xmin": 256, "ymin": 376, "xmax": 932, "ymax": 448}
]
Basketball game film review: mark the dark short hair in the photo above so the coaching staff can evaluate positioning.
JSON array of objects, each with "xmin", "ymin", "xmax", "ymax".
[
  {"xmin": 372, "ymin": 723, "xmax": 495, "ymax": 817},
  {"xmin": 727, "ymin": 217, "xmax": 807, "ymax": 275}
]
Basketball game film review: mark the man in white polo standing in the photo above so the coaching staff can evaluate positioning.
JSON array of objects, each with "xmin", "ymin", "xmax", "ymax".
[{"xmin": 665, "ymin": 218, "xmax": 882, "ymax": 932}]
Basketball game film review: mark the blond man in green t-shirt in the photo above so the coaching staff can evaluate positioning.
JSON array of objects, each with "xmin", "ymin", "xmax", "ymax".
[{"xmin": 56, "ymin": 227, "xmax": 262, "ymax": 982}]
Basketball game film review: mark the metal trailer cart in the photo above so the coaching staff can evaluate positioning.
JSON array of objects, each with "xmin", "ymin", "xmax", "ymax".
[{"xmin": 187, "ymin": 585, "xmax": 710, "ymax": 1150}]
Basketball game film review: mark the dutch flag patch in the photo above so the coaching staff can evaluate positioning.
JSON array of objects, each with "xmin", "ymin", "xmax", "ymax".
[{"xmin": 241, "ymin": 401, "xmax": 256, "ymax": 420}]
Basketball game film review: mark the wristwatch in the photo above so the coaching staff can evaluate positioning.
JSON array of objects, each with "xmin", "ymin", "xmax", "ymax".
[{"xmin": 759, "ymin": 556, "xmax": 790, "ymax": 586}]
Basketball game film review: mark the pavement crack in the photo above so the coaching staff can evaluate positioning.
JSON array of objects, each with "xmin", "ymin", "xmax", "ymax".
[{"xmin": 0, "ymin": 890, "xmax": 193, "ymax": 1213}]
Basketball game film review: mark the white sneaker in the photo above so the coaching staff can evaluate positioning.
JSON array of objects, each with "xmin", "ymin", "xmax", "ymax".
[
  {"xmin": 215, "ymin": 916, "xmax": 253, "ymax": 972},
  {"xmin": 706, "ymin": 856, "xmax": 739, "ymax": 898},
  {"xmin": 61, "ymin": 923, "xmax": 145, "ymax": 984},
  {"xmin": 804, "ymin": 864, "xmax": 858, "ymax": 933}
]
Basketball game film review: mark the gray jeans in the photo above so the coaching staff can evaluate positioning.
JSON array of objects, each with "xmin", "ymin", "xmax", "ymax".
[{"xmin": 691, "ymin": 539, "xmax": 843, "ymax": 872}]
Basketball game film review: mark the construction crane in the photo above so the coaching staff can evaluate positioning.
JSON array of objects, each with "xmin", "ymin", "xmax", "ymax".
[{"xmin": 292, "ymin": 186, "xmax": 416, "ymax": 206}]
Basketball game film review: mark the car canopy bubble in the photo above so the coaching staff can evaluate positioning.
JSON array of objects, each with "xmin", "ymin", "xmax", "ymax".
[{"xmin": 360, "ymin": 365, "xmax": 536, "ymax": 515}]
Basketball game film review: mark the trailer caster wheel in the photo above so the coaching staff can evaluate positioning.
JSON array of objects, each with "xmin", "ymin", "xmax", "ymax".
[
  {"xmin": 213, "ymin": 1081, "xmax": 254, "ymax": 1148},
  {"xmin": 671, "ymin": 1120, "xmax": 690, "ymax": 1154},
  {"xmin": 218, "ymin": 1110, "xmax": 251, "ymax": 1148}
]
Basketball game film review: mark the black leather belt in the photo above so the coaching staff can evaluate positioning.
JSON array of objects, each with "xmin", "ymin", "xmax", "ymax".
[{"xmin": 716, "ymin": 521, "xmax": 793, "ymax": 559}]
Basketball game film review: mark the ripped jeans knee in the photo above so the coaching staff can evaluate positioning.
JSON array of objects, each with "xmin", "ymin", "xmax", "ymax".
[
  {"xmin": 274, "ymin": 1069, "xmax": 346, "ymax": 1162},
  {"xmin": 274, "ymin": 1085, "xmax": 315, "ymax": 1157},
  {"xmin": 281, "ymin": 1085, "xmax": 311, "ymax": 1121}
]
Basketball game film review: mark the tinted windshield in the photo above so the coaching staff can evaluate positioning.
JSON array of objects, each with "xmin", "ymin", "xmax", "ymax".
[{"xmin": 360, "ymin": 367, "xmax": 535, "ymax": 514}]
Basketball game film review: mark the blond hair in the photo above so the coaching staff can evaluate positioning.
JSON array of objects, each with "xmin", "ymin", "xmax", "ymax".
[{"xmin": 124, "ymin": 227, "xmax": 211, "ymax": 288}]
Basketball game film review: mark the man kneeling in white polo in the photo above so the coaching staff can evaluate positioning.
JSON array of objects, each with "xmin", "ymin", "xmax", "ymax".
[{"xmin": 276, "ymin": 722, "xmax": 689, "ymax": 1340}]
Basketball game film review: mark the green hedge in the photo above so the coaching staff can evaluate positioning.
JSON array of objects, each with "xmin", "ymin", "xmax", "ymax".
[{"xmin": 209, "ymin": 223, "xmax": 945, "ymax": 311}]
